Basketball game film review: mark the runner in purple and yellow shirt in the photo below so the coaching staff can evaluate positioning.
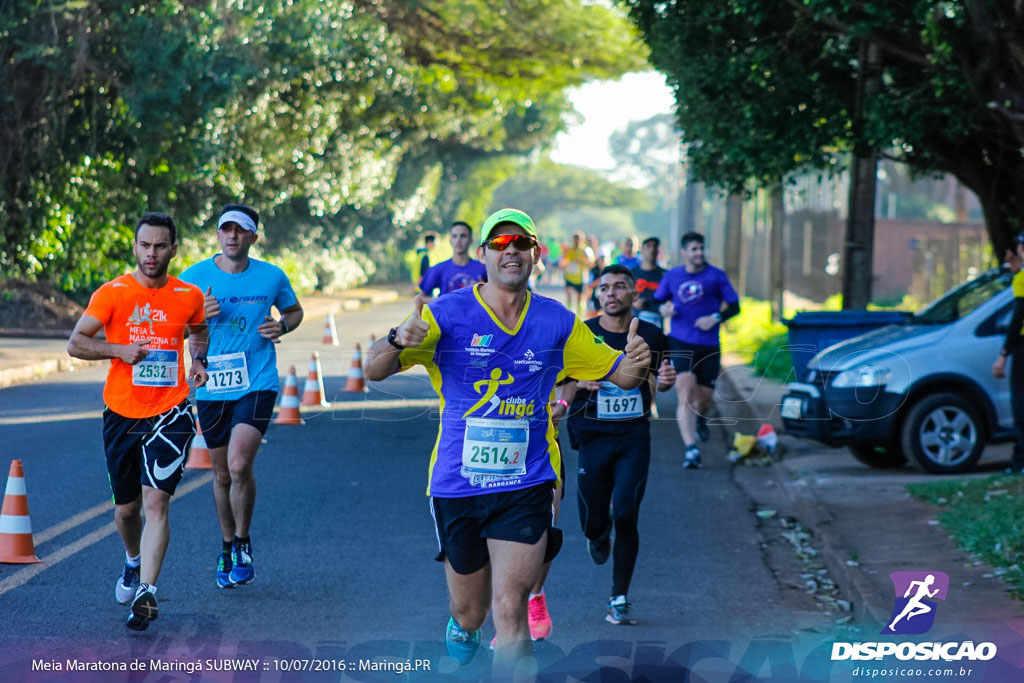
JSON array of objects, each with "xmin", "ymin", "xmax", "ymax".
[
  {"xmin": 366, "ymin": 208, "xmax": 652, "ymax": 676},
  {"xmin": 653, "ymin": 232, "xmax": 740, "ymax": 469}
]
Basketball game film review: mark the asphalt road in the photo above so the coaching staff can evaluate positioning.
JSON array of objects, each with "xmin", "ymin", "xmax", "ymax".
[{"xmin": 0, "ymin": 296, "xmax": 845, "ymax": 680}]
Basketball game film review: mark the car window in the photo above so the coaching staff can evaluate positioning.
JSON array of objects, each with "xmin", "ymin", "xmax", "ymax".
[
  {"xmin": 913, "ymin": 268, "xmax": 1013, "ymax": 324},
  {"xmin": 975, "ymin": 300, "xmax": 1014, "ymax": 337}
]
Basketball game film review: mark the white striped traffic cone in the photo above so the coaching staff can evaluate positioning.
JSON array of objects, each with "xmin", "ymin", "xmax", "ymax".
[
  {"xmin": 274, "ymin": 366, "xmax": 306, "ymax": 425},
  {"xmin": 344, "ymin": 343, "xmax": 366, "ymax": 392},
  {"xmin": 301, "ymin": 352, "xmax": 330, "ymax": 407},
  {"xmin": 186, "ymin": 420, "xmax": 212, "ymax": 469},
  {"xmin": 323, "ymin": 313, "xmax": 340, "ymax": 346},
  {"xmin": 0, "ymin": 460, "xmax": 41, "ymax": 563}
]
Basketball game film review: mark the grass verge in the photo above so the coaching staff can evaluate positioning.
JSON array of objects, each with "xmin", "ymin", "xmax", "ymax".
[{"xmin": 907, "ymin": 475, "xmax": 1024, "ymax": 598}]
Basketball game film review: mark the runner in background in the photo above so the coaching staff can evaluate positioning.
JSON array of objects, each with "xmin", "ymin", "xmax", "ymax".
[
  {"xmin": 632, "ymin": 237, "xmax": 667, "ymax": 329},
  {"xmin": 67, "ymin": 212, "xmax": 208, "ymax": 631},
  {"xmin": 654, "ymin": 232, "xmax": 740, "ymax": 469},
  {"xmin": 560, "ymin": 231, "xmax": 593, "ymax": 316},
  {"xmin": 419, "ymin": 221, "xmax": 487, "ymax": 299},
  {"xmin": 615, "ymin": 235, "xmax": 641, "ymax": 270},
  {"xmin": 179, "ymin": 203, "xmax": 303, "ymax": 588},
  {"xmin": 414, "ymin": 232, "xmax": 439, "ymax": 288},
  {"xmin": 585, "ymin": 250, "xmax": 609, "ymax": 318}
]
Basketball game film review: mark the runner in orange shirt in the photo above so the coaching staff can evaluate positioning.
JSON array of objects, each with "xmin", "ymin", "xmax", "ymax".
[{"xmin": 68, "ymin": 212, "xmax": 209, "ymax": 631}]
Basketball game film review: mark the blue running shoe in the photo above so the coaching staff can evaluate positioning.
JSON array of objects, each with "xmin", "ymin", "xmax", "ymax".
[
  {"xmin": 229, "ymin": 538, "xmax": 255, "ymax": 585},
  {"xmin": 696, "ymin": 415, "xmax": 710, "ymax": 442},
  {"xmin": 216, "ymin": 549, "xmax": 234, "ymax": 589},
  {"xmin": 682, "ymin": 445, "xmax": 702, "ymax": 469},
  {"xmin": 445, "ymin": 616, "xmax": 480, "ymax": 665},
  {"xmin": 115, "ymin": 562, "xmax": 140, "ymax": 605},
  {"xmin": 606, "ymin": 595, "xmax": 637, "ymax": 625}
]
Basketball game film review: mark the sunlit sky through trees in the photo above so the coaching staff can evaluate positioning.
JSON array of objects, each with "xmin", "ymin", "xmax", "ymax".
[{"xmin": 552, "ymin": 71, "xmax": 674, "ymax": 175}]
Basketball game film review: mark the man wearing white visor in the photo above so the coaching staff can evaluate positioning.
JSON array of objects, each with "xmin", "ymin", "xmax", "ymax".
[{"xmin": 180, "ymin": 203, "xmax": 304, "ymax": 588}]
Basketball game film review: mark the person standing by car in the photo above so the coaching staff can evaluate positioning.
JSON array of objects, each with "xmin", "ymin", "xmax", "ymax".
[{"xmin": 992, "ymin": 233, "xmax": 1024, "ymax": 474}]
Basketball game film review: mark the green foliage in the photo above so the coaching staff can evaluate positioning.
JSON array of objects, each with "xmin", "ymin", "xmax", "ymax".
[
  {"xmin": 490, "ymin": 162, "xmax": 652, "ymax": 226},
  {"xmin": 749, "ymin": 332, "xmax": 798, "ymax": 384},
  {"xmin": 549, "ymin": 208, "xmax": 641, "ymax": 245},
  {"xmin": 1, "ymin": 0, "xmax": 646, "ymax": 294},
  {"xmin": 621, "ymin": 0, "xmax": 1024, "ymax": 251},
  {"xmin": 909, "ymin": 476, "xmax": 1024, "ymax": 598},
  {"xmin": 720, "ymin": 297, "xmax": 788, "ymax": 361},
  {"xmin": 608, "ymin": 112, "xmax": 682, "ymax": 206}
]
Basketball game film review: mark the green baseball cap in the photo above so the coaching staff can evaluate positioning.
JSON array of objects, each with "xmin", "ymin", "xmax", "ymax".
[{"xmin": 479, "ymin": 208, "xmax": 537, "ymax": 244}]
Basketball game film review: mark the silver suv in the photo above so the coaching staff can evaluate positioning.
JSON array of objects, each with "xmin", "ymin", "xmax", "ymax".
[{"xmin": 781, "ymin": 267, "xmax": 1016, "ymax": 474}]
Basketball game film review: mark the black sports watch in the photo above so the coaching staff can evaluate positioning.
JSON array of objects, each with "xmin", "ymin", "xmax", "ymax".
[
  {"xmin": 194, "ymin": 354, "xmax": 209, "ymax": 368},
  {"xmin": 387, "ymin": 327, "xmax": 405, "ymax": 350}
]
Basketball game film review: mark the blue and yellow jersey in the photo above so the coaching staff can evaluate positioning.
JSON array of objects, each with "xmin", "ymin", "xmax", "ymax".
[{"xmin": 400, "ymin": 284, "xmax": 623, "ymax": 497}]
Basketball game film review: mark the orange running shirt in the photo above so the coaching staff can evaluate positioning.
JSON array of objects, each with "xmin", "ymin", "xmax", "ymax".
[{"xmin": 83, "ymin": 274, "xmax": 205, "ymax": 418}]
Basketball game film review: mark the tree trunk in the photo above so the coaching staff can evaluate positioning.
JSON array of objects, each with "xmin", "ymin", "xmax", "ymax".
[
  {"xmin": 724, "ymin": 192, "xmax": 743, "ymax": 290},
  {"xmin": 770, "ymin": 184, "xmax": 785, "ymax": 320},
  {"xmin": 841, "ymin": 40, "xmax": 880, "ymax": 310}
]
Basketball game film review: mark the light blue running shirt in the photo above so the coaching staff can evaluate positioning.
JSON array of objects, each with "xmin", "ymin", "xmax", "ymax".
[{"xmin": 180, "ymin": 256, "xmax": 297, "ymax": 401}]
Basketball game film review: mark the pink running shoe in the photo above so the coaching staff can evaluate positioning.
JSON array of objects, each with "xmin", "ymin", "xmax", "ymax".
[{"xmin": 528, "ymin": 593, "xmax": 552, "ymax": 640}]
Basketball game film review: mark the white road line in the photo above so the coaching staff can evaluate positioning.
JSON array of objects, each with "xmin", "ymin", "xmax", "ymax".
[
  {"xmin": 0, "ymin": 472, "xmax": 213, "ymax": 597},
  {"xmin": 33, "ymin": 498, "xmax": 113, "ymax": 546},
  {"xmin": 0, "ymin": 409, "xmax": 103, "ymax": 426}
]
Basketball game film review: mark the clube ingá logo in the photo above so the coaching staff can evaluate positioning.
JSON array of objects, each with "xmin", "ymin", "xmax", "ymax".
[{"xmin": 882, "ymin": 571, "xmax": 948, "ymax": 635}]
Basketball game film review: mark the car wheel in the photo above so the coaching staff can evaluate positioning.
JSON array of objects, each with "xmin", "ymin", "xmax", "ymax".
[
  {"xmin": 900, "ymin": 392, "xmax": 985, "ymax": 474},
  {"xmin": 847, "ymin": 444, "xmax": 908, "ymax": 469}
]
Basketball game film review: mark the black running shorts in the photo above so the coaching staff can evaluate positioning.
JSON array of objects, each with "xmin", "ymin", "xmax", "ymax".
[
  {"xmin": 102, "ymin": 400, "xmax": 195, "ymax": 505},
  {"xmin": 667, "ymin": 339, "xmax": 721, "ymax": 389},
  {"xmin": 195, "ymin": 390, "xmax": 278, "ymax": 448},
  {"xmin": 430, "ymin": 483, "xmax": 562, "ymax": 575}
]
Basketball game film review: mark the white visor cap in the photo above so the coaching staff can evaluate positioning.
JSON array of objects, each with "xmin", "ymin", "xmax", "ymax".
[{"xmin": 218, "ymin": 210, "xmax": 258, "ymax": 234}]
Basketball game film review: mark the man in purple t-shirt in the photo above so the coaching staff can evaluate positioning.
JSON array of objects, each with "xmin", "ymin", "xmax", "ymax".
[
  {"xmin": 653, "ymin": 232, "xmax": 740, "ymax": 469},
  {"xmin": 419, "ymin": 221, "xmax": 488, "ymax": 298}
]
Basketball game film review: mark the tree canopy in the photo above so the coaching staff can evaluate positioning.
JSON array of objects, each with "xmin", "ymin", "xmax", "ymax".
[
  {"xmin": 622, "ymin": 0, "xmax": 1024, "ymax": 252},
  {"xmin": 490, "ymin": 161, "xmax": 652, "ymax": 229},
  {"xmin": 1, "ymin": 0, "xmax": 646, "ymax": 291}
]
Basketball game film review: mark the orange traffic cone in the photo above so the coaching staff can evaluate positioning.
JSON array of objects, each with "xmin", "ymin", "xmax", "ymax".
[
  {"xmin": 0, "ymin": 460, "xmax": 41, "ymax": 564},
  {"xmin": 274, "ymin": 366, "xmax": 306, "ymax": 425},
  {"xmin": 369, "ymin": 332, "xmax": 377, "ymax": 348},
  {"xmin": 186, "ymin": 420, "xmax": 212, "ymax": 469},
  {"xmin": 301, "ymin": 352, "xmax": 330, "ymax": 407},
  {"xmin": 344, "ymin": 343, "xmax": 366, "ymax": 392},
  {"xmin": 323, "ymin": 313, "xmax": 340, "ymax": 346}
]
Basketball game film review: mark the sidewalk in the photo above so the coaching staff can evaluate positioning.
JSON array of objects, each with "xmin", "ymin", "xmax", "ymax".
[
  {"xmin": 717, "ymin": 361, "xmax": 1024, "ymax": 633},
  {"xmin": 0, "ymin": 286, "xmax": 402, "ymax": 389}
]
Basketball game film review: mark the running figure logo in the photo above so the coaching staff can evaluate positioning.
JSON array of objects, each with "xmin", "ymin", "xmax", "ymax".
[
  {"xmin": 127, "ymin": 302, "xmax": 167, "ymax": 334},
  {"xmin": 882, "ymin": 571, "xmax": 949, "ymax": 634},
  {"xmin": 462, "ymin": 368, "xmax": 514, "ymax": 418}
]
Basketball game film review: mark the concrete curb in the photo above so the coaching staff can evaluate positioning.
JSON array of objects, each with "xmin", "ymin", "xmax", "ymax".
[
  {"xmin": 0, "ymin": 357, "xmax": 103, "ymax": 389},
  {"xmin": 718, "ymin": 366, "xmax": 891, "ymax": 629},
  {"xmin": 0, "ymin": 288, "xmax": 402, "ymax": 390}
]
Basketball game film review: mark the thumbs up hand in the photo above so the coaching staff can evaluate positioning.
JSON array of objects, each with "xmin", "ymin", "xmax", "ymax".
[
  {"xmin": 395, "ymin": 295, "xmax": 430, "ymax": 348},
  {"xmin": 657, "ymin": 358, "xmax": 677, "ymax": 389},
  {"xmin": 203, "ymin": 286, "xmax": 221, "ymax": 320},
  {"xmin": 622, "ymin": 317, "xmax": 651, "ymax": 376}
]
